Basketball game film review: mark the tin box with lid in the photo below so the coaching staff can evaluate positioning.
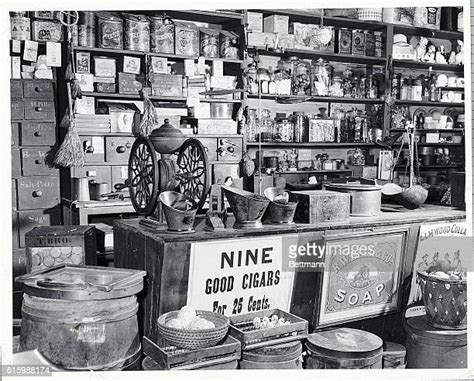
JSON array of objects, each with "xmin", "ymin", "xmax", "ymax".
[
  {"xmin": 150, "ymin": 14, "xmax": 175, "ymax": 54},
  {"xmin": 16, "ymin": 265, "xmax": 146, "ymax": 371},
  {"xmin": 97, "ymin": 12, "xmax": 123, "ymax": 50},
  {"xmin": 123, "ymin": 13, "xmax": 150, "ymax": 52}
]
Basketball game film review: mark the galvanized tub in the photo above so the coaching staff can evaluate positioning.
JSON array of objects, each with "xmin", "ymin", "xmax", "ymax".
[{"xmin": 325, "ymin": 182, "xmax": 382, "ymax": 217}]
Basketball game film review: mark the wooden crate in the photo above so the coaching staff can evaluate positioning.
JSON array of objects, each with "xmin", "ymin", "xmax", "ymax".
[
  {"xmin": 293, "ymin": 190, "xmax": 350, "ymax": 224},
  {"xmin": 229, "ymin": 308, "xmax": 308, "ymax": 350},
  {"xmin": 142, "ymin": 335, "xmax": 241, "ymax": 370}
]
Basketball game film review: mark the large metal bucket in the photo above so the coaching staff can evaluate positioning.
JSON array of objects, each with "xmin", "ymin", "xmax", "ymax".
[
  {"xmin": 221, "ymin": 186, "xmax": 270, "ymax": 229},
  {"xmin": 263, "ymin": 187, "xmax": 298, "ymax": 224},
  {"xmin": 159, "ymin": 191, "xmax": 198, "ymax": 232}
]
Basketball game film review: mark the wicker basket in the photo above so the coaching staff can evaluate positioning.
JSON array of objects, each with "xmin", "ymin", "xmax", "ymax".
[
  {"xmin": 358, "ymin": 8, "xmax": 383, "ymax": 22},
  {"xmin": 157, "ymin": 310, "xmax": 230, "ymax": 349},
  {"xmin": 417, "ymin": 271, "xmax": 467, "ymax": 330}
]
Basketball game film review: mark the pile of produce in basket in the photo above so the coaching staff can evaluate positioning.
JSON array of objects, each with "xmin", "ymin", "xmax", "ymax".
[
  {"xmin": 166, "ymin": 306, "xmax": 215, "ymax": 330},
  {"xmin": 252, "ymin": 314, "xmax": 291, "ymax": 329}
]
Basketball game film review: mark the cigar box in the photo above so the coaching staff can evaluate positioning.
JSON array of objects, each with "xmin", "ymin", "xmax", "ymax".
[
  {"xmin": 293, "ymin": 190, "xmax": 350, "ymax": 224},
  {"xmin": 118, "ymin": 72, "xmax": 145, "ymax": 95}
]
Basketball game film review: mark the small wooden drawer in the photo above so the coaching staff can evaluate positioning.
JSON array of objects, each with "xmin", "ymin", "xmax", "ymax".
[
  {"xmin": 23, "ymin": 80, "xmax": 54, "ymax": 99},
  {"xmin": 11, "ymin": 80, "xmax": 23, "ymax": 99},
  {"xmin": 12, "ymin": 123, "xmax": 20, "ymax": 146},
  {"xmin": 217, "ymin": 137, "xmax": 242, "ymax": 161},
  {"xmin": 105, "ymin": 136, "xmax": 134, "ymax": 165},
  {"xmin": 24, "ymin": 100, "xmax": 55, "ymax": 120},
  {"xmin": 12, "ymin": 148, "xmax": 21, "ymax": 178},
  {"xmin": 17, "ymin": 208, "xmax": 61, "ymax": 248},
  {"xmin": 20, "ymin": 122, "xmax": 56, "ymax": 146},
  {"xmin": 72, "ymin": 165, "xmax": 112, "ymax": 190},
  {"xmin": 16, "ymin": 176, "xmax": 60, "ymax": 210},
  {"xmin": 11, "ymin": 100, "xmax": 24, "ymax": 120},
  {"xmin": 199, "ymin": 138, "xmax": 218, "ymax": 161},
  {"xmin": 21, "ymin": 148, "xmax": 58, "ymax": 176},
  {"xmin": 81, "ymin": 136, "xmax": 105, "ymax": 163}
]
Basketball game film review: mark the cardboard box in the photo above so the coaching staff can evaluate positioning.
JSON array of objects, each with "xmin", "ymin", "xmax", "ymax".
[
  {"xmin": 290, "ymin": 23, "xmax": 335, "ymax": 52},
  {"xmin": 151, "ymin": 74, "xmax": 183, "ymax": 97},
  {"xmin": 76, "ymin": 73, "xmax": 94, "ymax": 92},
  {"xmin": 293, "ymin": 190, "xmax": 350, "ymax": 224},
  {"xmin": 347, "ymin": 165, "xmax": 378, "ymax": 179},
  {"xmin": 277, "ymin": 34, "xmax": 295, "ymax": 49},
  {"xmin": 74, "ymin": 96, "xmax": 95, "ymax": 114},
  {"xmin": 264, "ymin": 15, "xmax": 289, "ymax": 34},
  {"xmin": 32, "ymin": 20, "xmax": 63, "ymax": 42},
  {"xmin": 118, "ymin": 72, "xmax": 145, "ymax": 95},
  {"xmin": 101, "ymin": 102, "xmax": 139, "ymax": 133},
  {"xmin": 210, "ymin": 76, "xmax": 237, "ymax": 89},
  {"xmin": 76, "ymin": 52, "xmax": 91, "ymax": 73},
  {"xmin": 247, "ymin": 32, "xmax": 277, "ymax": 48},
  {"xmin": 189, "ymin": 103, "xmax": 211, "ymax": 119},
  {"xmin": 247, "ymin": 12, "xmax": 263, "ymax": 32},
  {"xmin": 195, "ymin": 118, "xmax": 237, "ymax": 135},
  {"xmin": 93, "ymin": 56, "xmax": 116, "ymax": 77}
]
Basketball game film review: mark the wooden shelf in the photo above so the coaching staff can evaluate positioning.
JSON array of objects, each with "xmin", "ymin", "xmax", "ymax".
[
  {"xmin": 247, "ymin": 142, "xmax": 375, "ymax": 147},
  {"xmin": 158, "ymin": 9, "xmax": 243, "ymax": 23},
  {"xmin": 392, "ymin": 60, "xmax": 463, "ymax": 73},
  {"xmin": 390, "ymin": 128, "xmax": 464, "ymax": 133},
  {"xmin": 82, "ymin": 91, "xmax": 187, "ymax": 102},
  {"xmin": 247, "ymin": 93, "xmax": 383, "ymax": 104},
  {"xmin": 392, "ymin": 24, "xmax": 463, "ymax": 41},
  {"xmin": 395, "ymin": 164, "xmax": 464, "ymax": 169},
  {"xmin": 148, "ymin": 51, "xmax": 243, "ymax": 64},
  {"xmin": 277, "ymin": 169, "xmax": 352, "ymax": 174},
  {"xmin": 72, "ymin": 46, "xmax": 146, "ymax": 56},
  {"xmin": 393, "ymin": 142, "xmax": 464, "ymax": 147},
  {"xmin": 394, "ymin": 100, "xmax": 464, "ymax": 107},
  {"xmin": 251, "ymin": 46, "xmax": 386, "ymax": 65}
]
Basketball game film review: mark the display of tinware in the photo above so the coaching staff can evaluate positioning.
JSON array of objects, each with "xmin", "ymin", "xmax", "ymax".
[
  {"xmin": 200, "ymin": 28, "xmax": 220, "ymax": 58},
  {"xmin": 123, "ymin": 13, "xmax": 150, "ymax": 52},
  {"xmin": 97, "ymin": 12, "xmax": 123, "ymax": 50},
  {"xmin": 220, "ymin": 31, "xmax": 239, "ymax": 59},
  {"xmin": 357, "ymin": 8, "xmax": 383, "ymax": 22},
  {"xmin": 10, "ymin": 12, "xmax": 31, "ymax": 40},
  {"xmin": 79, "ymin": 11, "xmax": 95, "ymax": 48},
  {"xmin": 149, "ymin": 15, "xmax": 175, "ymax": 54}
]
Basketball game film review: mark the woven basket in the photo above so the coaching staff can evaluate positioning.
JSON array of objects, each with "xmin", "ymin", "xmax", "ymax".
[
  {"xmin": 157, "ymin": 310, "xmax": 230, "ymax": 349},
  {"xmin": 417, "ymin": 271, "xmax": 467, "ymax": 330},
  {"xmin": 358, "ymin": 8, "xmax": 383, "ymax": 22}
]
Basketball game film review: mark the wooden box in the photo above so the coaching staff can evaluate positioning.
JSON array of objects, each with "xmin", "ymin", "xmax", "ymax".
[
  {"xmin": 293, "ymin": 190, "xmax": 350, "ymax": 224},
  {"xmin": 25, "ymin": 225, "xmax": 97, "ymax": 273}
]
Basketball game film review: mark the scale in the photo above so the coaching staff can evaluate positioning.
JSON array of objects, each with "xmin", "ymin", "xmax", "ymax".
[{"xmin": 128, "ymin": 119, "xmax": 210, "ymax": 222}]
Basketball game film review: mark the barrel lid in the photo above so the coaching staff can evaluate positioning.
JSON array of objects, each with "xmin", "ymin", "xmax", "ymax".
[
  {"xmin": 16, "ymin": 264, "xmax": 146, "ymax": 300},
  {"xmin": 242, "ymin": 341, "xmax": 302, "ymax": 362},
  {"xmin": 307, "ymin": 328, "xmax": 383, "ymax": 358},
  {"xmin": 405, "ymin": 316, "xmax": 467, "ymax": 345},
  {"xmin": 383, "ymin": 341, "xmax": 406, "ymax": 356}
]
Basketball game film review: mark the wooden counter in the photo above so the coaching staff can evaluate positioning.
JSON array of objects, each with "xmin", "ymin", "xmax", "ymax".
[{"xmin": 114, "ymin": 205, "xmax": 465, "ymax": 342}]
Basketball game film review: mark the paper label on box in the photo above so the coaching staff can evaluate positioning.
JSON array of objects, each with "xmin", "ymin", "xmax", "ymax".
[
  {"xmin": 76, "ymin": 73, "xmax": 94, "ymax": 92},
  {"xmin": 11, "ymin": 57, "xmax": 21, "ymax": 79},
  {"xmin": 151, "ymin": 57, "xmax": 168, "ymax": 74},
  {"xmin": 123, "ymin": 56, "xmax": 141, "ymax": 74},
  {"xmin": 23, "ymin": 40, "xmax": 38, "ymax": 62},
  {"xmin": 91, "ymin": 137, "xmax": 104, "ymax": 154},
  {"xmin": 46, "ymin": 42, "xmax": 61, "ymax": 67},
  {"xmin": 12, "ymin": 40, "xmax": 21, "ymax": 53},
  {"xmin": 76, "ymin": 52, "xmax": 90, "ymax": 73},
  {"xmin": 184, "ymin": 59, "xmax": 196, "ymax": 76}
]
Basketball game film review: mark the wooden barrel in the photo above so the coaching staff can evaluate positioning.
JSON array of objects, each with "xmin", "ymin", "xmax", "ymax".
[
  {"xmin": 20, "ymin": 294, "xmax": 141, "ymax": 370},
  {"xmin": 141, "ymin": 355, "xmax": 238, "ymax": 370},
  {"xmin": 404, "ymin": 315, "xmax": 467, "ymax": 368},
  {"xmin": 306, "ymin": 328, "xmax": 383, "ymax": 369},
  {"xmin": 382, "ymin": 341, "xmax": 406, "ymax": 369},
  {"xmin": 239, "ymin": 341, "xmax": 302, "ymax": 369}
]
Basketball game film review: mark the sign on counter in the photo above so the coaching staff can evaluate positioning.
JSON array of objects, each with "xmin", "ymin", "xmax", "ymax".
[
  {"xmin": 317, "ymin": 228, "xmax": 407, "ymax": 327},
  {"xmin": 187, "ymin": 235, "xmax": 297, "ymax": 316}
]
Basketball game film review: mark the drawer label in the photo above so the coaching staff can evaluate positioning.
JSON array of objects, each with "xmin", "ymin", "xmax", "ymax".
[{"xmin": 19, "ymin": 178, "xmax": 58, "ymax": 188}]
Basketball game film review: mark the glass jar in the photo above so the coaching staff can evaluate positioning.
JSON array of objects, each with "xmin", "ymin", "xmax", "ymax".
[
  {"xmin": 291, "ymin": 112, "xmax": 309, "ymax": 143},
  {"xmin": 245, "ymin": 63, "xmax": 259, "ymax": 95},
  {"xmin": 367, "ymin": 75, "xmax": 379, "ymax": 99},
  {"xmin": 293, "ymin": 61, "xmax": 310, "ymax": 95},
  {"xmin": 400, "ymin": 79, "xmax": 410, "ymax": 101},
  {"xmin": 245, "ymin": 108, "xmax": 257, "ymax": 142},
  {"xmin": 329, "ymin": 76, "xmax": 343, "ymax": 97},
  {"xmin": 310, "ymin": 58, "xmax": 331, "ymax": 96},
  {"xmin": 274, "ymin": 69, "xmax": 292, "ymax": 95},
  {"xmin": 277, "ymin": 118, "xmax": 294, "ymax": 142},
  {"xmin": 257, "ymin": 68, "xmax": 270, "ymax": 94},
  {"xmin": 342, "ymin": 67, "xmax": 354, "ymax": 97},
  {"xmin": 412, "ymin": 79, "xmax": 423, "ymax": 101},
  {"xmin": 258, "ymin": 108, "xmax": 275, "ymax": 142}
]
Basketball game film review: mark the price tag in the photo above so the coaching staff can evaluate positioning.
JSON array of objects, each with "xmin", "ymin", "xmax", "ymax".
[
  {"xmin": 12, "ymin": 40, "xmax": 21, "ymax": 53},
  {"xmin": 23, "ymin": 40, "xmax": 38, "ymax": 62},
  {"xmin": 46, "ymin": 42, "xmax": 62, "ymax": 67},
  {"xmin": 11, "ymin": 57, "xmax": 21, "ymax": 79}
]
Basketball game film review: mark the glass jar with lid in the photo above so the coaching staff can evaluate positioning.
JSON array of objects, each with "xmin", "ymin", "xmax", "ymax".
[
  {"xmin": 291, "ymin": 112, "xmax": 309, "ymax": 143},
  {"xmin": 329, "ymin": 76, "xmax": 343, "ymax": 97},
  {"xmin": 257, "ymin": 67, "xmax": 270, "ymax": 94},
  {"xmin": 276, "ymin": 117, "xmax": 294, "ymax": 142},
  {"xmin": 245, "ymin": 63, "xmax": 259, "ymax": 95},
  {"xmin": 310, "ymin": 58, "xmax": 332, "ymax": 96},
  {"xmin": 274, "ymin": 69, "xmax": 292, "ymax": 95},
  {"xmin": 257, "ymin": 108, "xmax": 275, "ymax": 142},
  {"xmin": 245, "ymin": 108, "xmax": 258, "ymax": 142},
  {"xmin": 293, "ymin": 60, "xmax": 310, "ymax": 95}
]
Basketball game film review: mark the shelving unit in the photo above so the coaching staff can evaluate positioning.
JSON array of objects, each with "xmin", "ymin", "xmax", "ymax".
[
  {"xmin": 247, "ymin": 94, "xmax": 384, "ymax": 104},
  {"xmin": 392, "ymin": 59, "xmax": 464, "ymax": 73},
  {"xmin": 393, "ymin": 100, "xmax": 464, "ymax": 107},
  {"xmin": 247, "ymin": 142, "xmax": 376, "ymax": 147}
]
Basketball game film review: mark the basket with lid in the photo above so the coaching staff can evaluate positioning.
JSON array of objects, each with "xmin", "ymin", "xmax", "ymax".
[{"xmin": 15, "ymin": 265, "xmax": 146, "ymax": 370}]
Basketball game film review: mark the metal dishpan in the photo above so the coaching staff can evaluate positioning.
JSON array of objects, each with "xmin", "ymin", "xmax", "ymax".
[
  {"xmin": 159, "ymin": 191, "xmax": 198, "ymax": 233},
  {"xmin": 221, "ymin": 186, "xmax": 270, "ymax": 229},
  {"xmin": 325, "ymin": 181, "xmax": 382, "ymax": 217},
  {"xmin": 263, "ymin": 187, "xmax": 298, "ymax": 224}
]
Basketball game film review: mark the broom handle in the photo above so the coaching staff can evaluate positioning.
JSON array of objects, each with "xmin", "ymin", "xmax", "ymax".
[{"xmin": 66, "ymin": 81, "xmax": 74, "ymax": 121}]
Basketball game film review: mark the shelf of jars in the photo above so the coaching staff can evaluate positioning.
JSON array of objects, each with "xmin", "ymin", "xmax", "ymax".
[
  {"xmin": 81, "ymin": 91, "xmax": 243, "ymax": 103},
  {"xmin": 392, "ymin": 60, "xmax": 463, "ymax": 73},
  {"xmin": 391, "ymin": 24, "xmax": 463, "ymax": 42},
  {"xmin": 394, "ymin": 164, "xmax": 464, "ymax": 169},
  {"xmin": 390, "ymin": 128, "xmax": 464, "ymax": 133},
  {"xmin": 392, "ymin": 142, "xmax": 464, "ymax": 147},
  {"xmin": 250, "ymin": 47, "xmax": 387, "ymax": 66},
  {"xmin": 246, "ymin": 93, "xmax": 384, "ymax": 104},
  {"xmin": 276, "ymin": 169, "xmax": 353, "ymax": 174},
  {"xmin": 393, "ymin": 100, "xmax": 464, "ymax": 107}
]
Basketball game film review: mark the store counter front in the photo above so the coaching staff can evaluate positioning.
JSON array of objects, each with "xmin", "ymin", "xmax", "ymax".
[{"xmin": 114, "ymin": 204, "xmax": 466, "ymax": 343}]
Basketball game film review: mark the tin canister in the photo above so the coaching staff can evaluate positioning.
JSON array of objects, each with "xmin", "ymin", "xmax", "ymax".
[
  {"xmin": 200, "ymin": 28, "xmax": 219, "ymax": 58},
  {"xmin": 175, "ymin": 22, "xmax": 199, "ymax": 56},
  {"xmin": 10, "ymin": 13, "xmax": 31, "ymax": 41},
  {"xmin": 97, "ymin": 12, "xmax": 123, "ymax": 50},
  {"xmin": 338, "ymin": 28, "xmax": 352, "ymax": 54},
  {"xmin": 79, "ymin": 11, "xmax": 95, "ymax": 48},
  {"xmin": 71, "ymin": 24, "xmax": 79, "ymax": 46},
  {"xmin": 352, "ymin": 30, "xmax": 365, "ymax": 55},
  {"xmin": 220, "ymin": 31, "xmax": 239, "ymax": 59},
  {"xmin": 364, "ymin": 31, "xmax": 375, "ymax": 56},
  {"xmin": 150, "ymin": 15, "xmax": 174, "ymax": 54},
  {"xmin": 123, "ymin": 13, "xmax": 150, "ymax": 52}
]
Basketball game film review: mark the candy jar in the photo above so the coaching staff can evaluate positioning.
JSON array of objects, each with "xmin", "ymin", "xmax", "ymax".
[
  {"xmin": 245, "ymin": 62, "xmax": 258, "ymax": 95},
  {"xmin": 257, "ymin": 67, "xmax": 270, "ymax": 94},
  {"xmin": 310, "ymin": 58, "xmax": 332, "ymax": 96},
  {"xmin": 342, "ymin": 67, "xmax": 354, "ymax": 97},
  {"xmin": 329, "ymin": 76, "xmax": 343, "ymax": 97},
  {"xmin": 293, "ymin": 60, "xmax": 310, "ymax": 95},
  {"xmin": 274, "ymin": 69, "xmax": 292, "ymax": 95},
  {"xmin": 258, "ymin": 108, "xmax": 275, "ymax": 142},
  {"xmin": 245, "ymin": 108, "xmax": 258, "ymax": 142}
]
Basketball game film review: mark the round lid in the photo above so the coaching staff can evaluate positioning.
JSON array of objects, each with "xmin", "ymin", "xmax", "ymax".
[
  {"xmin": 97, "ymin": 11, "xmax": 122, "ymax": 21},
  {"xmin": 326, "ymin": 182, "xmax": 382, "ymax": 191},
  {"xmin": 149, "ymin": 119, "xmax": 184, "ymax": 139},
  {"xmin": 383, "ymin": 341, "xmax": 406, "ymax": 356},
  {"xmin": 122, "ymin": 13, "xmax": 149, "ymax": 23},
  {"xmin": 307, "ymin": 328, "xmax": 383, "ymax": 357},
  {"xmin": 393, "ymin": 34, "xmax": 408, "ymax": 45},
  {"xmin": 243, "ymin": 341, "xmax": 302, "ymax": 361},
  {"xmin": 405, "ymin": 315, "xmax": 467, "ymax": 344}
]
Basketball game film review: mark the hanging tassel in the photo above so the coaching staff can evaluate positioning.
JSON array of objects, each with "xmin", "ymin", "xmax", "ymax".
[
  {"xmin": 138, "ymin": 88, "xmax": 160, "ymax": 136},
  {"xmin": 70, "ymin": 79, "xmax": 82, "ymax": 100},
  {"xmin": 54, "ymin": 117, "xmax": 85, "ymax": 168}
]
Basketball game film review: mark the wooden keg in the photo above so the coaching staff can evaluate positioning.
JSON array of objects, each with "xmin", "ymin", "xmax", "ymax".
[
  {"xmin": 306, "ymin": 328, "xmax": 383, "ymax": 369},
  {"xmin": 239, "ymin": 341, "xmax": 303, "ymax": 369},
  {"xmin": 17, "ymin": 265, "xmax": 146, "ymax": 371},
  {"xmin": 404, "ymin": 315, "xmax": 467, "ymax": 368}
]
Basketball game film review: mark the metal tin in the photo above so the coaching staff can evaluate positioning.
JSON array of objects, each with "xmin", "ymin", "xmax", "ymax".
[
  {"xmin": 364, "ymin": 31, "xmax": 375, "ymax": 56},
  {"xmin": 374, "ymin": 31, "xmax": 383, "ymax": 57},
  {"xmin": 220, "ymin": 31, "xmax": 239, "ymax": 59},
  {"xmin": 200, "ymin": 28, "xmax": 219, "ymax": 58},
  {"xmin": 123, "ymin": 13, "xmax": 150, "ymax": 52},
  {"xmin": 338, "ymin": 28, "xmax": 351, "ymax": 54},
  {"xmin": 95, "ymin": 82, "xmax": 116, "ymax": 93},
  {"xmin": 210, "ymin": 103, "xmax": 234, "ymax": 119},
  {"xmin": 325, "ymin": 182, "xmax": 382, "ymax": 217},
  {"xmin": 10, "ymin": 13, "xmax": 31, "ymax": 41},
  {"xmin": 175, "ymin": 22, "xmax": 199, "ymax": 56},
  {"xmin": 97, "ymin": 12, "xmax": 123, "ymax": 50},
  {"xmin": 78, "ymin": 11, "xmax": 95, "ymax": 48},
  {"xmin": 32, "ymin": 20, "xmax": 63, "ymax": 42},
  {"xmin": 149, "ymin": 15, "xmax": 174, "ymax": 54},
  {"xmin": 292, "ymin": 112, "xmax": 308, "ymax": 143},
  {"xmin": 352, "ymin": 30, "xmax": 365, "ymax": 56}
]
